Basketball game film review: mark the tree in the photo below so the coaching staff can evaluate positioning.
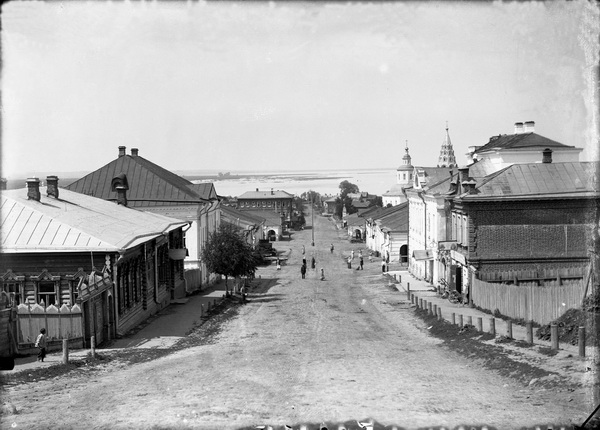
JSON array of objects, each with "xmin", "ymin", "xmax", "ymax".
[
  {"xmin": 335, "ymin": 180, "xmax": 359, "ymax": 217},
  {"xmin": 201, "ymin": 222, "xmax": 259, "ymax": 293}
]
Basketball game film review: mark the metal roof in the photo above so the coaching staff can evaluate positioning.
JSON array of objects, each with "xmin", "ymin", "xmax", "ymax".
[
  {"xmin": 1, "ymin": 187, "xmax": 188, "ymax": 253},
  {"xmin": 65, "ymin": 154, "xmax": 216, "ymax": 208},
  {"xmin": 220, "ymin": 205, "xmax": 266, "ymax": 225},
  {"xmin": 376, "ymin": 202, "xmax": 409, "ymax": 232},
  {"xmin": 238, "ymin": 190, "xmax": 294, "ymax": 199},
  {"xmin": 473, "ymin": 132, "xmax": 576, "ymax": 155},
  {"xmin": 461, "ymin": 162, "xmax": 600, "ymax": 201}
]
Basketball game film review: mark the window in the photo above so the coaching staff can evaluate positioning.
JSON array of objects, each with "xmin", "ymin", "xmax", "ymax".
[
  {"xmin": 403, "ymin": 173, "xmax": 406, "ymax": 180},
  {"xmin": 38, "ymin": 282, "xmax": 57, "ymax": 306},
  {"xmin": 2, "ymin": 282, "xmax": 21, "ymax": 305}
]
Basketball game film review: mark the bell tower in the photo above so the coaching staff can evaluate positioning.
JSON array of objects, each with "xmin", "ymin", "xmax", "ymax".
[
  {"xmin": 396, "ymin": 140, "xmax": 413, "ymax": 187},
  {"xmin": 437, "ymin": 122, "xmax": 457, "ymax": 168}
]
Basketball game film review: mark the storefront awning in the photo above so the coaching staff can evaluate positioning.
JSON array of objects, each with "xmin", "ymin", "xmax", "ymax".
[{"xmin": 413, "ymin": 249, "xmax": 434, "ymax": 261}]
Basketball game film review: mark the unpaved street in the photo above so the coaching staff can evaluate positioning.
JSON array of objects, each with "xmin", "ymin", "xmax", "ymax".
[{"xmin": 0, "ymin": 209, "xmax": 591, "ymax": 429}]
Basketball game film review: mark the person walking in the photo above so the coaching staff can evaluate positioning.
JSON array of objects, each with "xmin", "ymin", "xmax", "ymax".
[
  {"xmin": 302, "ymin": 256, "xmax": 307, "ymax": 267},
  {"xmin": 381, "ymin": 258, "xmax": 386, "ymax": 273},
  {"xmin": 359, "ymin": 256, "xmax": 364, "ymax": 270},
  {"xmin": 300, "ymin": 264, "xmax": 306, "ymax": 279},
  {"xmin": 35, "ymin": 328, "xmax": 47, "ymax": 362},
  {"xmin": 347, "ymin": 256, "xmax": 352, "ymax": 269},
  {"xmin": 351, "ymin": 250, "xmax": 355, "ymax": 260},
  {"xmin": 320, "ymin": 268, "xmax": 325, "ymax": 281},
  {"xmin": 276, "ymin": 257, "xmax": 281, "ymax": 271},
  {"xmin": 311, "ymin": 256, "xmax": 316, "ymax": 270},
  {"xmin": 358, "ymin": 250, "xmax": 363, "ymax": 259},
  {"xmin": 330, "ymin": 244, "xmax": 334, "ymax": 254}
]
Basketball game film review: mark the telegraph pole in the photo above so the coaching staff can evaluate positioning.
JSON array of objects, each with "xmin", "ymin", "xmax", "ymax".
[{"xmin": 311, "ymin": 192, "xmax": 315, "ymax": 246}]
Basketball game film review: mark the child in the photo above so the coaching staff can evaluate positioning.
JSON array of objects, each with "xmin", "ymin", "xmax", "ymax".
[{"xmin": 35, "ymin": 328, "xmax": 47, "ymax": 362}]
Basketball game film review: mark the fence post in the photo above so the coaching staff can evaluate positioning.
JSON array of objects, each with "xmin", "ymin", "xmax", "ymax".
[
  {"xmin": 399, "ymin": 275, "xmax": 402, "ymax": 284},
  {"xmin": 550, "ymin": 323, "xmax": 559, "ymax": 350},
  {"xmin": 506, "ymin": 320, "xmax": 513, "ymax": 339},
  {"xmin": 200, "ymin": 304, "xmax": 204, "ymax": 317},
  {"xmin": 451, "ymin": 312, "xmax": 456, "ymax": 325},
  {"xmin": 458, "ymin": 314, "xmax": 463, "ymax": 328},
  {"xmin": 62, "ymin": 339, "xmax": 69, "ymax": 364},
  {"xmin": 406, "ymin": 283, "xmax": 410, "ymax": 300},
  {"xmin": 477, "ymin": 317, "xmax": 483, "ymax": 332},
  {"xmin": 526, "ymin": 321, "xmax": 533, "ymax": 344},
  {"xmin": 579, "ymin": 326, "xmax": 586, "ymax": 357},
  {"xmin": 428, "ymin": 302, "xmax": 432, "ymax": 316},
  {"xmin": 437, "ymin": 307, "xmax": 442, "ymax": 321},
  {"xmin": 91, "ymin": 335, "xmax": 96, "ymax": 358},
  {"xmin": 489, "ymin": 317, "xmax": 495, "ymax": 336},
  {"xmin": 433, "ymin": 304, "xmax": 437, "ymax": 317}
]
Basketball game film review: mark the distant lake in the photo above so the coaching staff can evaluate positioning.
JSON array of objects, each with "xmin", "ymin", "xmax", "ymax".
[{"xmin": 190, "ymin": 169, "xmax": 398, "ymax": 197}]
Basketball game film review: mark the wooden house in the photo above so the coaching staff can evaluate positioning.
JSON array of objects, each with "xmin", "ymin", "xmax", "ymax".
[
  {"xmin": 65, "ymin": 146, "xmax": 220, "ymax": 295},
  {"xmin": 1, "ymin": 178, "xmax": 188, "ymax": 350}
]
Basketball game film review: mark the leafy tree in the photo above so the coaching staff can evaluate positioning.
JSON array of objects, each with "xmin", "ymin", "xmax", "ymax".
[
  {"xmin": 201, "ymin": 222, "xmax": 259, "ymax": 293},
  {"xmin": 335, "ymin": 180, "xmax": 359, "ymax": 217}
]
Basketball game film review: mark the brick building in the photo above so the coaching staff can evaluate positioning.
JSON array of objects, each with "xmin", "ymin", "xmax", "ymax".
[{"xmin": 445, "ymin": 156, "xmax": 599, "ymax": 300}]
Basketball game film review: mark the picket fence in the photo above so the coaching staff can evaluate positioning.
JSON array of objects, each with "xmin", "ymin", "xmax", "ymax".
[
  {"xmin": 471, "ymin": 278, "xmax": 587, "ymax": 325},
  {"xmin": 16, "ymin": 302, "xmax": 83, "ymax": 344}
]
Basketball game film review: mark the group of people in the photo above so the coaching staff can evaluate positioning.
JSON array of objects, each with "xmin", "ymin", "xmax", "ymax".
[
  {"xmin": 347, "ymin": 249, "xmax": 364, "ymax": 270},
  {"xmin": 300, "ymin": 254, "xmax": 318, "ymax": 279}
]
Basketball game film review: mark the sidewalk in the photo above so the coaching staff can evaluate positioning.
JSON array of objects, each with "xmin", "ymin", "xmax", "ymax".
[
  {"xmin": 1, "ymin": 283, "xmax": 230, "ymax": 375},
  {"xmin": 387, "ymin": 270, "xmax": 594, "ymax": 358}
]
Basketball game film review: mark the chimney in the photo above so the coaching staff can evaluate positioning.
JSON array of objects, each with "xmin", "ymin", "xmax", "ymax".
[
  {"xmin": 514, "ymin": 122, "xmax": 524, "ymax": 134},
  {"xmin": 118, "ymin": 146, "xmax": 126, "ymax": 157},
  {"xmin": 523, "ymin": 121, "xmax": 535, "ymax": 133},
  {"xmin": 26, "ymin": 177, "xmax": 41, "ymax": 201},
  {"xmin": 0, "ymin": 178, "xmax": 6, "ymax": 191},
  {"xmin": 462, "ymin": 180, "xmax": 477, "ymax": 194},
  {"xmin": 542, "ymin": 148, "xmax": 553, "ymax": 164},
  {"xmin": 458, "ymin": 166, "xmax": 469, "ymax": 184},
  {"xmin": 115, "ymin": 186, "xmax": 128, "ymax": 206},
  {"xmin": 46, "ymin": 175, "xmax": 59, "ymax": 199},
  {"xmin": 131, "ymin": 148, "xmax": 139, "ymax": 156}
]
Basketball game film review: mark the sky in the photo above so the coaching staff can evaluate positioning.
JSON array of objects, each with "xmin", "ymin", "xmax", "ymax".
[{"xmin": 1, "ymin": 0, "xmax": 599, "ymax": 179}]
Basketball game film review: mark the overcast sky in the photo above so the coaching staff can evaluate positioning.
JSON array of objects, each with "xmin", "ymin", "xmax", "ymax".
[{"xmin": 1, "ymin": 1, "xmax": 598, "ymax": 179}]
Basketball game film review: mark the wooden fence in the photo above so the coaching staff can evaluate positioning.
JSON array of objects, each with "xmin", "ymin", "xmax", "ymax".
[
  {"xmin": 16, "ymin": 302, "xmax": 83, "ymax": 345},
  {"xmin": 471, "ymin": 278, "xmax": 587, "ymax": 325}
]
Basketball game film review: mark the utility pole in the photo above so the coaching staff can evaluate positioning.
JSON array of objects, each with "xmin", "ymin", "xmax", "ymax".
[{"xmin": 311, "ymin": 192, "xmax": 315, "ymax": 246}]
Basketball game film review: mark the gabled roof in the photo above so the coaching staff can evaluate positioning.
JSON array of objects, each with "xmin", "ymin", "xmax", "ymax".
[
  {"xmin": 473, "ymin": 132, "xmax": 576, "ymax": 155},
  {"xmin": 1, "ymin": 188, "xmax": 188, "ymax": 253},
  {"xmin": 460, "ymin": 162, "xmax": 600, "ymax": 201},
  {"xmin": 187, "ymin": 183, "xmax": 218, "ymax": 200},
  {"xmin": 360, "ymin": 205, "xmax": 386, "ymax": 220},
  {"xmin": 377, "ymin": 202, "xmax": 409, "ymax": 232},
  {"xmin": 220, "ymin": 205, "xmax": 265, "ymax": 226},
  {"xmin": 65, "ymin": 153, "xmax": 216, "ymax": 208},
  {"xmin": 238, "ymin": 190, "xmax": 294, "ymax": 199},
  {"xmin": 241, "ymin": 210, "xmax": 283, "ymax": 225},
  {"xmin": 345, "ymin": 213, "xmax": 364, "ymax": 227}
]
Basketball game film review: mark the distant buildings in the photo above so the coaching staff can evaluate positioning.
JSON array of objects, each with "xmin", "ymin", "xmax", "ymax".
[{"xmin": 236, "ymin": 188, "xmax": 295, "ymax": 240}]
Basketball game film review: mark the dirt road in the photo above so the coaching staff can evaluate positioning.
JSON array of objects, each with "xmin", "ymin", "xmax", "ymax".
[{"xmin": 0, "ymin": 208, "xmax": 591, "ymax": 429}]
